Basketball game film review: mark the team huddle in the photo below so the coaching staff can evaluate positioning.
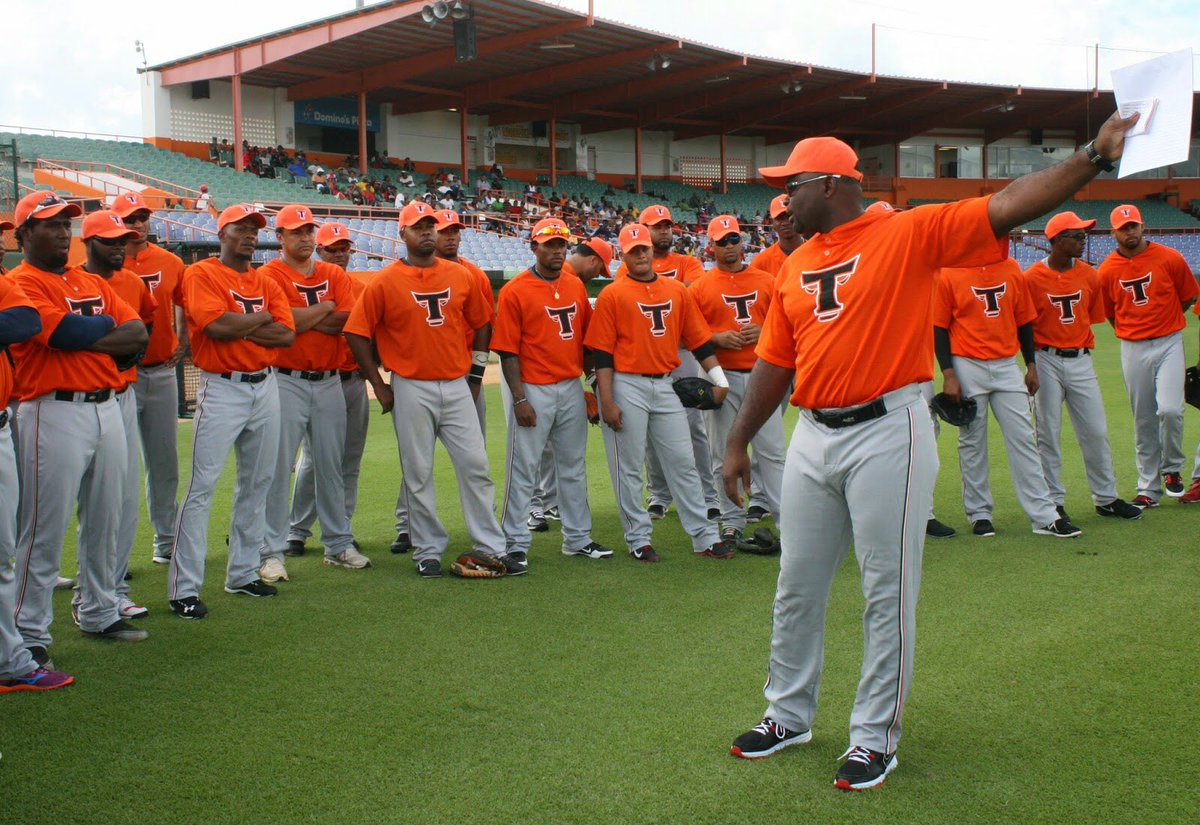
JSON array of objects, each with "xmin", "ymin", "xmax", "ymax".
[{"xmin": 1, "ymin": 108, "xmax": 1187, "ymax": 792}]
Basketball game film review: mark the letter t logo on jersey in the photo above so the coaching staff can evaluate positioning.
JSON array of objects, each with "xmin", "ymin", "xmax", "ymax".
[
  {"xmin": 411, "ymin": 289, "xmax": 452, "ymax": 326},
  {"xmin": 1047, "ymin": 291, "xmax": 1083, "ymax": 324},
  {"xmin": 971, "ymin": 284, "xmax": 1007, "ymax": 318},
  {"xmin": 721, "ymin": 291, "xmax": 758, "ymax": 326},
  {"xmin": 545, "ymin": 304, "xmax": 578, "ymax": 340},
  {"xmin": 637, "ymin": 300, "xmax": 673, "ymax": 337},
  {"xmin": 800, "ymin": 255, "xmax": 859, "ymax": 322},
  {"xmin": 1119, "ymin": 273, "xmax": 1153, "ymax": 306}
]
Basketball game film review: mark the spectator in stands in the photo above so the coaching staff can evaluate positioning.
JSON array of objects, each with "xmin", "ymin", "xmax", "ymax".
[
  {"xmin": 401, "ymin": 156, "xmax": 414, "ymax": 172},
  {"xmin": 394, "ymin": 189, "xmax": 406, "ymax": 209},
  {"xmin": 194, "ymin": 185, "xmax": 211, "ymax": 212},
  {"xmin": 477, "ymin": 176, "xmax": 491, "ymax": 196},
  {"xmin": 524, "ymin": 182, "xmax": 538, "ymax": 198},
  {"xmin": 287, "ymin": 159, "xmax": 307, "ymax": 179},
  {"xmin": 438, "ymin": 193, "xmax": 456, "ymax": 210},
  {"xmin": 209, "ymin": 137, "xmax": 220, "ymax": 164},
  {"xmin": 398, "ymin": 170, "xmax": 415, "ymax": 188}
]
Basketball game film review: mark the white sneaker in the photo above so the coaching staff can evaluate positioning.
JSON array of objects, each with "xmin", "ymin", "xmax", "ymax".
[
  {"xmin": 55, "ymin": 576, "xmax": 75, "ymax": 591},
  {"xmin": 259, "ymin": 556, "xmax": 289, "ymax": 582},
  {"xmin": 118, "ymin": 597, "xmax": 149, "ymax": 619},
  {"xmin": 323, "ymin": 547, "xmax": 372, "ymax": 569}
]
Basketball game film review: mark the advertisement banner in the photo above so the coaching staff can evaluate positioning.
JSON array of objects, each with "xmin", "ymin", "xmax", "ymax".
[{"xmin": 294, "ymin": 98, "xmax": 381, "ymax": 132}]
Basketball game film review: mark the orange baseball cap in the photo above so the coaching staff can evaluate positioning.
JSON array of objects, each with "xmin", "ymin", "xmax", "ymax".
[
  {"xmin": 1045, "ymin": 211, "xmax": 1096, "ymax": 240},
  {"xmin": 531, "ymin": 217, "xmax": 571, "ymax": 244},
  {"xmin": 275, "ymin": 204, "xmax": 320, "ymax": 231},
  {"xmin": 638, "ymin": 204, "xmax": 673, "ymax": 226},
  {"xmin": 315, "ymin": 222, "xmax": 352, "ymax": 247},
  {"xmin": 759, "ymin": 137, "xmax": 864, "ymax": 187},
  {"xmin": 82, "ymin": 209, "xmax": 142, "ymax": 241},
  {"xmin": 435, "ymin": 209, "xmax": 465, "ymax": 231},
  {"xmin": 865, "ymin": 201, "xmax": 895, "ymax": 214},
  {"xmin": 618, "ymin": 223, "xmax": 652, "ymax": 254},
  {"xmin": 768, "ymin": 194, "xmax": 789, "ymax": 219},
  {"xmin": 111, "ymin": 191, "xmax": 151, "ymax": 218},
  {"xmin": 707, "ymin": 215, "xmax": 741, "ymax": 242},
  {"xmin": 399, "ymin": 201, "xmax": 437, "ymax": 228},
  {"xmin": 14, "ymin": 191, "xmax": 82, "ymax": 226},
  {"xmin": 1110, "ymin": 204, "xmax": 1143, "ymax": 229},
  {"xmin": 217, "ymin": 203, "xmax": 267, "ymax": 231},
  {"xmin": 583, "ymin": 237, "xmax": 613, "ymax": 269}
]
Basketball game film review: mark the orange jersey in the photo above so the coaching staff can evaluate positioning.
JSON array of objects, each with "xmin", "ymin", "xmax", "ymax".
[
  {"xmin": 934, "ymin": 260, "xmax": 1035, "ymax": 360},
  {"xmin": 752, "ymin": 242, "xmax": 792, "ymax": 277},
  {"xmin": 614, "ymin": 251, "xmax": 705, "ymax": 284},
  {"xmin": 584, "ymin": 274, "xmax": 711, "ymax": 375},
  {"xmin": 9, "ymin": 263, "xmax": 140, "ymax": 399},
  {"xmin": 491, "ymin": 269, "xmax": 592, "ymax": 384},
  {"xmin": 757, "ymin": 196, "xmax": 1008, "ymax": 409},
  {"xmin": 1021, "ymin": 259, "xmax": 1105, "ymax": 349},
  {"xmin": 259, "ymin": 259, "xmax": 357, "ymax": 372},
  {"xmin": 183, "ymin": 258, "xmax": 295, "ymax": 374},
  {"xmin": 339, "ymin": 278, "xmax": 366, "ymax": 372},
  {"xmin": 688, "ymin": 265, "xmax": 776, "ymax": 370},
  {"xmin": 1098, "ymin": 242, "xmax": 1197, "ymax": 341},
  {"xmin": 100, "ymin": 267, "xmax": 158, "ymax": 387},
  {"xmin": 450, "ymin": 257, "xmax": 495, "ymax": 354},
  {"xmin": 126, "ymin": 243, "xmax": 185, "ymax": 365},
  {"xmin": 0, "ymin": 276, "xmax": 35, "ymax": 404},
  {"xmin": 343, "ymin": 258, "xmax": 492, "ymax": 380}
]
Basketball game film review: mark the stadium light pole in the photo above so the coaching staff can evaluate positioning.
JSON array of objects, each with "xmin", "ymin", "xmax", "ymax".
[
  {"xmin": 460, "ymin": 106, "xmax": 469, "ymax": 186},
  {"xmin": 358, "ymin": 92, "xmax": 369, "ymax": 176},
  {"xmin": 719, "ymin": 131, "xmax": 727, "ymax": 194},
  {"xmin": 634, "ymin": 126, "xmax": 642, "ymax": 194},
  {"xmin": 549, "ymin": 117, "xmax": 557, "ymax": 189},
  {"xmin": 232, "ymin": 51, "xmax": 244, "ymax": 172}
]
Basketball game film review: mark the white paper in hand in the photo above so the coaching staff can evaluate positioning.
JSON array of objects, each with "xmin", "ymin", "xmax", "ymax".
[{"xmin": 1111, "ymin": 49, "xmax": 1194, "ymax": 178}]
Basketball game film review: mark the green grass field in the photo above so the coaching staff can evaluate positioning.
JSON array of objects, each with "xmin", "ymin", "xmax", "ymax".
[{"xmin": 3, "ymin": 324, "xmax": 1199, "ymax": 823}]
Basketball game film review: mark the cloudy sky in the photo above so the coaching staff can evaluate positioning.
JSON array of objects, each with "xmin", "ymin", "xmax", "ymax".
[{"xmin": 0, "ymin": 0, "xmax": 1196, "ymax": 136}]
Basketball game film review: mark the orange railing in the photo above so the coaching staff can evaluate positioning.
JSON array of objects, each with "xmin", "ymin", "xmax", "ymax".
[
  {"xmin": 37, "ymin": 159, "xmax": 204, "ymax": 206},
  {"xmin": 0, "ymin": 124, "xmax": 144, "ymax": 143}
]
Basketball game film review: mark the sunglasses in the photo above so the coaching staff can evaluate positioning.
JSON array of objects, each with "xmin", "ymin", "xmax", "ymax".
[
  {"xmin": 713, "ymin": 234, "xmax": 742, "ymax": 247},
  {"xmin": 533, "ymin": 225, "xmax": 571, "ymax": 238},
  {"xmin": 785, "ymin": 174, "xmax": 840, "ymax": 196},
  {"xmin": 91, "ymin": 235, "xmax": 129, "ymax": 246},
  {"xmin": 1056, "ymin": 232, "xmax": 1087, "ymax": 242}
]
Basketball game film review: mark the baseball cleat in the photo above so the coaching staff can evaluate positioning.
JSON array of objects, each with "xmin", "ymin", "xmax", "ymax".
[
  {"xmin": 1033, "ymin": 518, "xmax": 1082, "ymax": 538},
  {"xmin": 54, "ymin": 576, "xmax": 75, "ymax": 591},
  {"xmin": 1179, "ymin": 479, "xmax": 1200, "ymax": 504},
  {"xmin": 695, "ymin": 541, "xmax": 734, "ymax": 560},
  {"xmin": 118, "ymin": 598, "xmax": 149, "ymax": 619},
  {"xmin": 0, "ymin": 667, "xmax": 75, "ymax": 694},
  {"xmin": 926, "ymin": 518, "xmax": 956, "ymax": 538},
  {"xmin": 646, "ymin": 503, "xmax": 667, "ymax": 520},
  {"xmin": 1095, "ymin": 498, "xmax": 1143, "ymax": 519},
  {"xmin": 834, "ymin": 746, "xmax": 897, "ymax": 792},
  {"xmin": 416, "ymin": 559, "xmax": 442, "ymax": 578},
  {"xmin": 390, "ymin": 531, "xmax": 412, "ymax": 554},
  {"xmin": 169, "ymin": 597, "xmax": 208, "ymax": 620},
  {"xmin": 225, "ymin": 579, "xmax": 278, "ymax": 598},
  {"xmin": 1131, "ymin": 495, "xmax": 1158, "ymax": 509},
  {"xmin": 543, "ymin": 506, "xmax": 561, "ymax": 521},
  {"xmin": 151, "ymin": 552, "xmax": 172, "ymax": 565},
  {"xmin": 971, "ymin": 519, "xmax": 995, "ymax": 537},
  {"xmin": 746, "ymin": 505, "xmax": 770, "ymax": 522},
  {"xmin": 83, "ymin": 619, "xmax": 149, "ymax": 642},
  {"xmin": 283, "ymin": 539, "xmax": 307, "ymax": 557},
  {"xmin": 1055, "ymin": 505, "xmax": 1070, "ymax": 521},
  {"xmin": 564, "ymin": 542, "xmax": 613, "ymax": 559},
  {"xmin": 258, "ymin": 556, "xmax": 289, "ymax": 583},
  {"xmin": 721, "ymin": 526, "xmax": 742, "ymax": 544},
  {"xmin": 730, "ymin": 718, "xmax": 812, "ymax": 759},
  {"xmin": 323, "ymin": 547, "xmax": 372, "ymax": 569},
  {"xmin": 28, "ymin": 646, "xmax": 53, "ymax": 670},
  {"xmin": 500, "ymin": 551, "xmax": 529, "ymax": 576},
  {"xmin": 1163, "ymin": 472, "xmax": 1185, "ymax": 498},
  {"xmin": 527, "ymin": 512, "xmax": 548, "ymax": 532},
  {"xmin": 70, "ymin": 600, "xmax": 81, "ymax": 628},
  {"xmin": 629, "ymin": 545, "xmax": 660, "ymax": 563}
]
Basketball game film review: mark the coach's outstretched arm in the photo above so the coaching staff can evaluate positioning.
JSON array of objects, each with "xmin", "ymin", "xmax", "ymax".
[
  {"xmin": 722, "ymin": 359, "xmax": 794, "ymax": 506},
  {"xmin": 988, "ymin": 111, "xmax": 1138, "ymax": 236}
]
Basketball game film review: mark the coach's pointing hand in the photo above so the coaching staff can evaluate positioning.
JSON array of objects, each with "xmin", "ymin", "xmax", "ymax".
[{"xmin": 1093, "ymin": 110, "xmax": 1140, "ymax": 163}]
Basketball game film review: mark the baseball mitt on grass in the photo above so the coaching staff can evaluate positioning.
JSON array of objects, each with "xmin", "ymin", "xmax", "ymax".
[
  {"xmin": 931, "ymin": 393, "xmax": 977, "ymax": 427},
  {"xmin": 735, "ymin": 527, "xmax": 781, "ymax": 556},
  {"xmin": 1186, "ymin": 366, "xmax": 1200, "ymax": 411},
  {"xmin": 673, "ymin": 376, "xmax": 721, "ymax": 410},
  {"xmin": 449, "ymin": 550, "xmax": 507, "ymax": 578}
]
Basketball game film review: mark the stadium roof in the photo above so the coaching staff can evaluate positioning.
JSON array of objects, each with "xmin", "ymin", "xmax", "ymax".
[{"xmin": 149, "ymin": 0, "xmax": 1192, "ymax": 145}]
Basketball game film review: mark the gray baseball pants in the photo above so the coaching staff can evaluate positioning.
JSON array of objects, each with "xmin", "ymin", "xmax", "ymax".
[
  {"xmin": 134, "ymin": 363, "xmax": 179, "ymax": 559},
  {"xmin": 530, "ymin": 445, "xmax": 558, "ymax": 515},
  {"xmin": 646, "ymin": 351, "xmax": 719, "ymax": 511},
  {"xmin": 499, "ymin": 379, "xmax": 593, "ymax": 554},
  {"xmin": 705, "ymin": 370, "xmax": 784, "ymax": 531},
  {"xmin": 262, "ymin": 372, "xmax": 353, "ymax": 561},
  {"xmin": 14, "ymin": 394, "xmax": 125, "ymax": 645},
  {"xmin": 114, "ymin": 388, "xmax": 139, "ymax": 598},
  {"xmin": 1119, "ymin": 333, "xmax": 1185, "ymax": 501},
  {"xmin": 168, "ymin": 371, "xmax": 280, "ymax": 600},
  {"xmin": 764, "ymin": 384, "xmax": 934, "ymax": 755},
  {"xmin": 1034, "ymin": 351, "xmax": 1120, "ymax": 506},
  {"xmin": 0, "ymin": 422, "xmax": 36, "ymax": 679},
  {"xmin": 289, "ymin": 373, "xmax": 370, "ymax": 542},
  {"xmin": 952, "ymin": 356, "xmax": 1058, "ymax": 527},
  {"xmin": 600, "ymin": 373, "xmax": 719, "ymax": 552},
  {"xmin": 390, "ymin": 375, "xmax": 504, "ymax": 563}
]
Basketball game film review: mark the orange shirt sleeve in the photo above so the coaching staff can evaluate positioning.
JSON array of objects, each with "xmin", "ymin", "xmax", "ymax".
[
  {"xmin": 755, "ymin": 295, "xmax": 800, "ymax": 371},
  {"xmin": 677, "ymin": 287, "xmax": 711, "ymax": 351},
  {"xmin": 930, "ymin": 272, "xmax": 954, "ymax": 329},
  {"xmin": 1012, "ymin": 274, "xmax": 1036, "ymax": 327},
  {"xmin": 489, "ymin": 278, "xmax": 524, "ymax": 355},
  {"xmin": 583, "ymin": 285, "xmax": 618, "ymax": 354},
  {"xmin": 679, "ymin": 255, "xmax": 705, "ymax": 285},
  {"xmin": 909, "ymin": 196, "xmax": 1009, "ymax": 269},
  {"xmin": 265, "ymin": 278, "xmax": 296, "ymax": 329},
  {"xmin": 184, "ymin": 262, "xmax": 233, "ymax": 331}
]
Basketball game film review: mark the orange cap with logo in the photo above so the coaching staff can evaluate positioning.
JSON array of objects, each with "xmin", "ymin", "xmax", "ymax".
[
  {"xmin": 768, "ymin": 194, "xmax": 789, "ymax": 219},
  {"xmin": 82, "ymin": 210, "xmax": 142, "ymax": 240},
  {"xmin": 531, "ymin": 217, "xmax": 571, "ymax": 244},
  {"xmin": 759, "ymin": 137, "xmax": 864, "ymax": 187},
  {"xmin": 707, "ymin": 215, "xmax": 741, "ymax": 242},
  {"xmin": 619, "ymin": 224, "xmax": 652, "ymax": 254},
  {"xmin": 217, "ymin": 204, "xmax": 267, "ymax": 231},
  {"xmin": 435, "ymin": 209, "xmax": 464, "ymax": 230},
  {"xmin": 14, "ymin": 191, "xmax": 83, "ymax": 225},
  {"xmin": 1110, "ymin": 204, "xmax": 1143, "ymax": 229},
  {"xmin": 316, "ymin": 222, "xmax": 351, "ymax": 247},
  {"xmin": 583, "ymin": 237, "xmax": 613, "ymax": 269},
  {"xmin": 111, "ymin": 191, "xmax": 151, "ymax": 218},
  {"xmin": 399, "ymin": 201, "xmax": 436, "ymax": 227},
  {"xmin": 866, "ymin": 201, "xmax": 895, "ymax": 214},
  {"xmin": 638, "ymin": 204, "xmax": 673, "ymax": 226},
  {"xmin": 275, "ymin": 204, "xmax": 320, "ymax": 231},
  {"xmin": 1045, "ymin": 211, "xmax": 1096, "ymax": 240}
]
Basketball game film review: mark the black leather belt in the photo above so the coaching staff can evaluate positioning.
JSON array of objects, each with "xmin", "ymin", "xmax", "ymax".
[
  {"xmin": 218, "ymin": 371, "xmax": 268, "ymax": 384},
  {"xmin": 1038, "ymin": 346, "xmax": 1090, "ymax": 358},
  {"xmin": 812, "ymin": 398, "xmax": 887, "ymax": 429},
  {"xmin": 276, "ymin": 368, "xmax": 337, "ymax": 381},
  {"xmin": 727, "ymin": 368, "xmax": 752, "ymax": 374},
  {"xmin": 340, "ymin": 370, "xmax": 359, "ymax": 382},
  {"xmin": 636, "ymin": 372, "xmax": 671, "ymax": 379},
  {"xmin": 54, "ymin": 389, "xmax": 113, "ymax": 403},
  {"xmin": 0, "ymin": 410, "xmax": 8, "ymax": 429},
  {"xmin": 141, "ymin": 360, "xmax": 167, "ymax": 368}
]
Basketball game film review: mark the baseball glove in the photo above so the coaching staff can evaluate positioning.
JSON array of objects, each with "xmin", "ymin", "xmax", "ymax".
[
  {"xmin": 584, "ymin": 390, "xmax": 599, "ymax": 424},
  {"xmin": 111, "ymin": 348, "xmax": 146, "ymax": 373},
  {"xmin": 673, "ymin": 376, "xmax": 722, "ymax": 410},
  {"xmin": 931, "ymin": 393, "xmax": 977, "ymax": 427},
  {"xmin": 735, "ymin": 527, "xmax": 781, "ymax": 556},
  {"xmin": 1186, "ymin": 367, "xmax": 1200, "ymax": 411},
  {"xmin": 449, "ymin": 549, "xmax": 507, "ymax": 578}
]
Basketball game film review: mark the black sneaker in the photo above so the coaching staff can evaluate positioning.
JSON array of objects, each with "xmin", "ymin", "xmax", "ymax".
[
  {"xmin": 1095, "ymin": 498, "xmax": 1143, "ymax": 520},
  {"xmin": 1163, "ymin": 472, "xmax": 1185, "ymax": 497},
  {"xmin": 1033, "ymin": 518, "xmax": 1082, "ymax": 538},
  {"xmin": 707, "ymin": 507, "xmax": 721, "ymax": 521},
  {"xmin": 926, "ymin": 518, "xmax": 956, "ymax": 539},
  {"xmin": 28, "ymin": 646, "xmax": 53, "ymax": 670},
  {"xmin": 526, "ymin": 513, "xmax": 548, "ymax": 532},
  {"xmin": 647, "ymin": 503, "xmax": 666, "ymax": 520},
  {"xmin": 834, "ymin": 745, "xmax": 897, "ymax": 791},
  {"xmin": 224, "ymin": 579, "xmax": 278, "ymax": 597},
  {"xmin": 169, "ymin": 597, "xmax": 209, "ymax": 620},
  {"xmin": 563, "ymin": 541, "xmax": 614, "ymax": 559},
  {"xmin": 544, "ymin": 506, "xmax": 561, "ymax": 521},
  {"xmin": 730, "ymin": 717, "xmax": 812, "ymax": 759},
  {"xmin": 151, "ymin": 551, "xmax": 172, "ymax": 565},
  {"xmin": 746, "ymin": 505, "xmax": 770, "ymax": 522},
  {"xmin": 283, "ymin": 540, "xmax": 306, "ymax": 557},
  {"xmin": 1055, "ymin": 505, "xmax": 1070, "ymax": 521},
  {"xmin": 630, "ymin": 545, "xmax": 660, "ymax": 563},
  {"xmin": 390, "ymin": 532, "xmax": 412, "ymax": 554},
  {"xmin": 721, "ymin": 526, "xmax": 742, "ymax": 543},
  {"xmin": 83, "ymin": 619, "xmax": 149, "ymax": 642},
  {"xmin": 417, "ymin": 559, "xmax": 442, "ymax": 578},
  {"xmin": 972, "ymin": 519, "xmax": 995, "ymax": 537},
  {"xmin": 695, "ymin": 541, "xmax": 734, "ymax": 560},
  {"xmin": 501, "ymin": 551, "xmax": 528, "ymax": 576}
]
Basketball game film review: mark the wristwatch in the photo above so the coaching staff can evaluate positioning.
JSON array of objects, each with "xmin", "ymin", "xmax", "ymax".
[{"xmin": 1083, "ymin": 140, "xmax": 1115, "ymax": 172}]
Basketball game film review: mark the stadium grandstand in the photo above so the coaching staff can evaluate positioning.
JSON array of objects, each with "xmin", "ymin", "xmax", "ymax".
[{"xmin": 3, "ymin": 0, "xmax": 1200, "ymax": 277}]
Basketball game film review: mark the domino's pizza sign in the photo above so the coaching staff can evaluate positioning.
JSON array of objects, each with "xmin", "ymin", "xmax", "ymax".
[{"xmin": 295, "ymin": 98, "xmax": 380, "ymax": 133}]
